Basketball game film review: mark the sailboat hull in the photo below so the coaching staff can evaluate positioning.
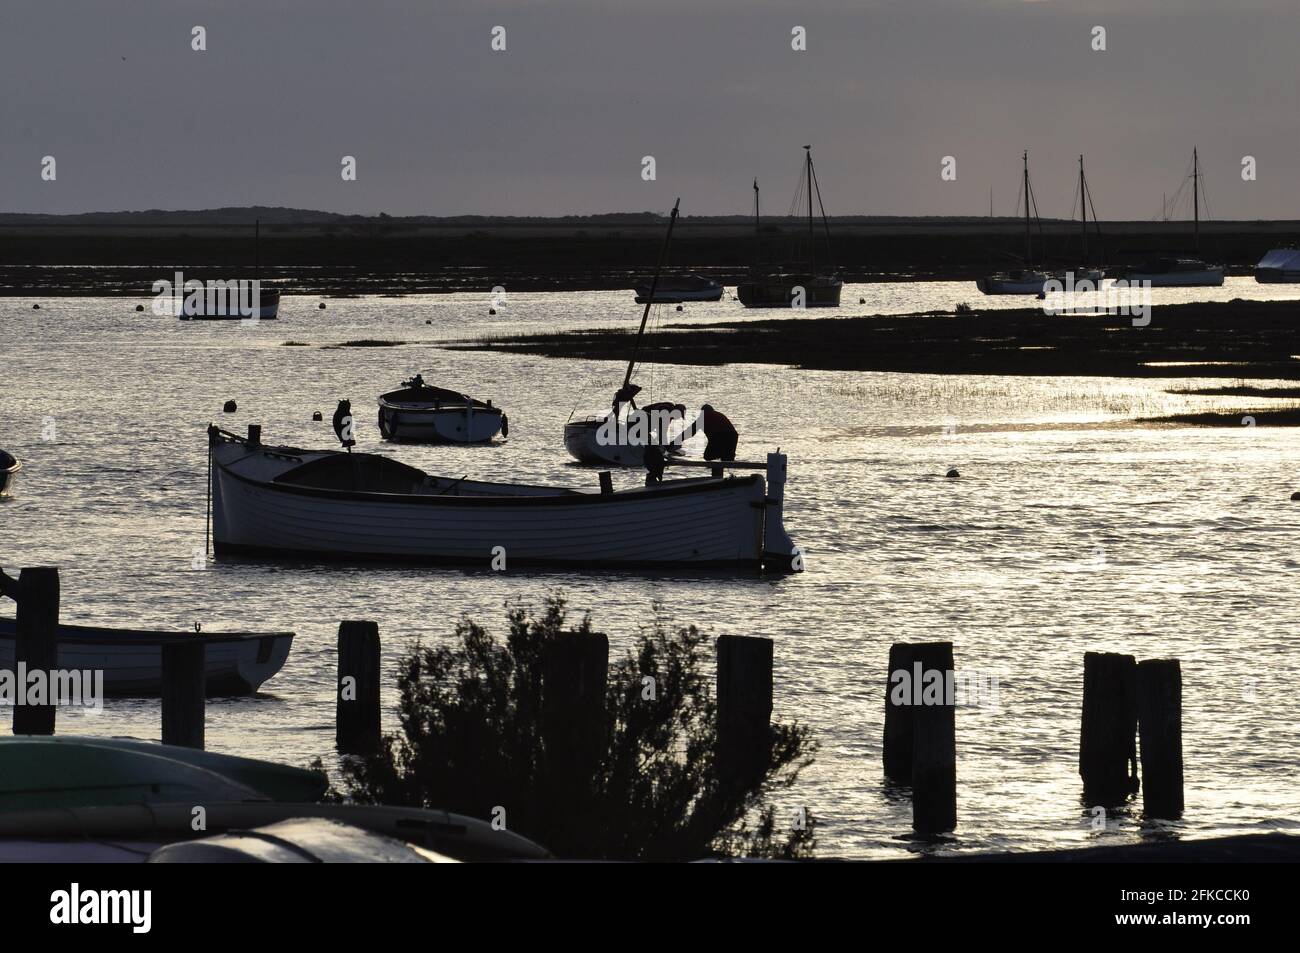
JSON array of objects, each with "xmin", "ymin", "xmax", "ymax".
[{"xmin": 737, "ymin": 277, "xmax": 842, "ymax": 308}]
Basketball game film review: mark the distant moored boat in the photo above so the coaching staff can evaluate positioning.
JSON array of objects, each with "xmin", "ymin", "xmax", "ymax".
[
  {"xmin": 378, "ymin": 374, "xmax": 505, "ymax": 444},
  {"xmin": 737, "ymin": 147, "xmax": 842, "ymax": 309},
  {"xmin": 634, "ymin": 274, "xmax": 723, "ymax": 303},
  {"xmin": 1255, "ymin": 248, "xmax": 1300, "ymax": 283},
  {"xmin": 0, "ymin": 450, "xmax": 18, "ymax": 497}
]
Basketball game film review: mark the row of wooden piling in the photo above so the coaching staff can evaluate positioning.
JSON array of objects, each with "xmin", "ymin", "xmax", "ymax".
[{"xmin": 5, "ymin": 565, "xmax": 1185, "ymax": 835}]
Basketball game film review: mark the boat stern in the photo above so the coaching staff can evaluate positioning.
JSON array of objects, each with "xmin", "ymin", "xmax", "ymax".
[{"xmin": 761, "ymin": 452, "xmax": 802, "ymax": 572}]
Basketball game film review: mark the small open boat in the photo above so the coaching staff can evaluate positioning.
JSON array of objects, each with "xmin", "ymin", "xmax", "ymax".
[
  {"xmin": 634, "ymin": 274, "xmax": 723, "ymax": 303},
  {"xmin": 0, "ymin": 618, "xmax": 292, "ymax": 696},
  {"xmin": 0, "ymin": 737, "xmax": 324, "ymax": 811},
  {"xmin": 209, "ymin": 424, "xmax": 799, "ymax": 570},
  {"xmin": 0, "ymin": 450, "xmax": 18, "ymax": 497},
  {"xmin": 378, "ymin": 374, "xmax": 505, "ymax": 443}
]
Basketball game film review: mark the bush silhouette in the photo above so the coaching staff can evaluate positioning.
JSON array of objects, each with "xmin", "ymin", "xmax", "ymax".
[{"xmin": 336, "ymin": 595, "xmax": 816, "ymax": 860}]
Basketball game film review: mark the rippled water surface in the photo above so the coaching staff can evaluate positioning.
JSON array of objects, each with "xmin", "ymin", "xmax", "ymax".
[{"xmin": 2, "ymin": 282, "xmax": 1298, "ymax": 858}]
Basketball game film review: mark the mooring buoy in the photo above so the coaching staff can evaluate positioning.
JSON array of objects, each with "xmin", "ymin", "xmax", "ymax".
[
  {"xmin": 312, "ymin": 411, "xmax": 323, "ymax": 421},
  {"xmin": 859, "ymin": 297, "xmax": 866, "ymax": 304},
  {"xmin": 319, "ymin": 302, "xmax": 327, "ymax": 310},
  {"xmin": 946, "ymin": 468, "xmax": 960, "ymax": 478},
  {"xmin": 32, "ymin": 304, "xmax": 40, "ymax": 310},
  {"xmin": 489, "ymin": 308, "xmax": 497, "ymax": 315},
  {"xmin": 223, "ymin": 400, "xmax": 237, "ymax": 413},
  {"xmin": 135, "ymin": 304, "xmax": 144, "ymax": 312},
  {"xmin": 676, "ymin": 305, "xmax": 683, "ymax": 312},
  {"xmin": 1292, "ymin": 491, "xmax": 1300, "ymax": 501}
]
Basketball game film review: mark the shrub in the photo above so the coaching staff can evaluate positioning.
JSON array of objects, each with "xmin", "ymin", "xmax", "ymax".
[{"xmin": 336, "ymin": 595, "xmax": 817, "ymax": 860}]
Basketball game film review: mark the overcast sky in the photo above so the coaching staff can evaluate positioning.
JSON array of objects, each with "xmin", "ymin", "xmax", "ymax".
[{"xmin": 2, "ymin": 0, "xmax": 1297, "ymax": 218}]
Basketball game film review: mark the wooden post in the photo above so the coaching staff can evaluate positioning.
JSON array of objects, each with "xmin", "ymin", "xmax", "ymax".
[
  {"xmin": 1079, "ymin": 652, "xmax": 1139, "ymax": 805},
  {"xmin": 883, "ymin": 643, "xmax": 916, "ymax": 783},
  {"xmin": 336, "ymin": 620, "xmax": 381, "ymax": 754},
  {"xmin": 161, "ymin": 640, "xmax": 206, "ymax": 749},
  {"xmin": 542, "ymin": 632, "xmax": 609, "ymax": 797},
  {"xmin": 911, "ymin": 641, "xmax": 957, "ymax": 835},
  {"xmin": 1137, "ymin": 659, "xmax": 1183, "ymax": 819},
  {"xmin": 716, "ymin": 635, "xmax": 773, "ymax": 789},
  {"xmin": 13, "ymin": 567, "xmax": 59, "ymax": 736}
]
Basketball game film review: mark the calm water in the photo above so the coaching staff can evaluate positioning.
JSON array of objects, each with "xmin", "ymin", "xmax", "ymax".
[{"xmin": 2, "ymin": 281, "xmax": 1298, "ymax": 858}]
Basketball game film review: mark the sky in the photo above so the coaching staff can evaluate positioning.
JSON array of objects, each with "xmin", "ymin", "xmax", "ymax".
[{"xmin": 2, "ymin": 0, "xmax": 1298, "ymax": 219}]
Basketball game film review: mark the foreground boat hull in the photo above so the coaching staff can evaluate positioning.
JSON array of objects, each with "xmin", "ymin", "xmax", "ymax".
[
  {"xmin": 0, "ymin": 619, "xmax": 292, "ymax": 696},
  {"xmin": 210, "ymin": 432, "xmax": 798, "ymax": 570}
]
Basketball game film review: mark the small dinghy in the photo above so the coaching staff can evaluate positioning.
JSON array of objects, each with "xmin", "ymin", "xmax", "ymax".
[
  {"xmin": 209, "ymin": 424, "xmax": 799, "ymax": 570},
  {"xmin": 0, "ymin": 617, "xmax": 292, "ymax": 696},
  {"xmin": 378, "ymin": 374, "xmax": 506, "ymax": 443},
  {"xmin": 0, "ymin": 450, "xmax": 18, "ymax": 497}
]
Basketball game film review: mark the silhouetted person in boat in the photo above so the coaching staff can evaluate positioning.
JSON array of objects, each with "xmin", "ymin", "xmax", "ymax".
[
  {"xmin": 333, "ymin": 399, "xmax": 356, "ymax": 452},
  {"xmin": 683, "ymin": 404, "xmax": 738, "ymax": 461},
  {"xmin": 640, "ymin": 401, "xmax": 687, "ymax": 447}
]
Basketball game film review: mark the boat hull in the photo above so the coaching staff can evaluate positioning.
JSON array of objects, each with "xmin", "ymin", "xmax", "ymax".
[
  {"xmin": 210, "ymin": 435, "xmax": 796, "ymax": 569},
  {"xmin": 1254, "ymin": 270, "xmax": 1300, "ymax": 284},
  {"xmin": 177, "ymin": 289, "xmax": 281, "ymax": 321},
  {"xmin": 563, "ymin": 419, "xmax": 647, "ymax": 467},
  {"xmin": 1120, "ymin": 269, "xmax": 1224, "ymax": 287},
  {"xmin": 0, "ymin": 619, "xmax": 292, "ymax": 696},
  {"xmin": 379, "ymin": 403, "xmax": 503, "ymax": 443},
  {"xmin": 634, "ymin": 285, "xmax": 724, "ymax": 304},
  {"xmin": 0, "ymin": 460, "xmax": 18, "ymax": 497},
  {"xmin": 976, "ymin": 273, "xmax": 1049, "ymax": 295},
  {"xmin": 737, "ymin": 276, "xmax": 842, "ymax": 308}
]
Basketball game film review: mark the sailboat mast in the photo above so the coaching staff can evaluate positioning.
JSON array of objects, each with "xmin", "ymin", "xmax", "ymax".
[
  {"xmin": 806, "ymin": 146, "xmax": 815, "ymax": 274},
  {"xmin": 1079, "ymin": 156, "xmax": 1087, "ymax": 262},
  {"xmin": 622, "ymin": 199, "xmax": 680, "ymax": 389},
  {"xmin": 753, "ymin": 179, "xmax": 761, "ymax": 270},
  {"xmin": 1193, "ymin": 147, "xmax": 1200, "ymax": 253},
  {"xmin": 1023, "ymin": 151, "xmax": 1031, "ymax": 266},
  {"xmin": 255, "ymin": 218, "xmax": 260, "ymax": 279}
]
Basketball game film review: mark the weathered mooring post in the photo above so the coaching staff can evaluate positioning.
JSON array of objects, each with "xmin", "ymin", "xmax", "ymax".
[
  {"xmin": 1079, "ymin": 651, "xmax": 1139, "ymax": 804},
  {"xmin": 1136, "ymin": 658, "xmax": 1184, "ymax": 819},
  {"xmin": 336, "ymin": 620, "xmax": 381, "ymax": 754},
  {"xmin": 910, "ymin": 641, "xmax": 957, "ymax": 835},
  {"xmin": 542, "ymin": 631, "xmax": 609, "ymax": 841},
  {"xmin": 716, "ymin": 635, "xmax": 774, "ymax": 789},
  {"xmin": 12, "ymin": 567, "xmax": 60, "ymax": 736},
  {"xmin": 883, "ymin": 642, "xmax": 917, "ymax": 783},
  {"xmin": 161, "ymin": 640, "xmax": 206, "ymax": 749}
]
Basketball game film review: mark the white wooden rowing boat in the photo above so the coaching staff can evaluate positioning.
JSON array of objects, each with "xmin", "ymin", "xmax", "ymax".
[
  {"xmin": 377, "ymin": 375, "xmax": 505, "ymax": 443},
  {"xmin": 209, "ymin": 425, "xmax": 799, "ymax": 570},
  {"xmin": 0, "ymin": 619, "xmax": 292, "ymax": 696}
]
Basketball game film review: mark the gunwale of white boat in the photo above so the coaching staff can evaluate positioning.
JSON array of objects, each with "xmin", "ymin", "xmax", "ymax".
[{"xmin": 0, "ymin": 618, "xmax": 293, "ymax": 696}]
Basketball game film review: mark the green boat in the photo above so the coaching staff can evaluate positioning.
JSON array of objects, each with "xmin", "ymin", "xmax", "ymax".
[{"xmin": 0, "ymin": 737, "xmax": 327, "ymax": 811}]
